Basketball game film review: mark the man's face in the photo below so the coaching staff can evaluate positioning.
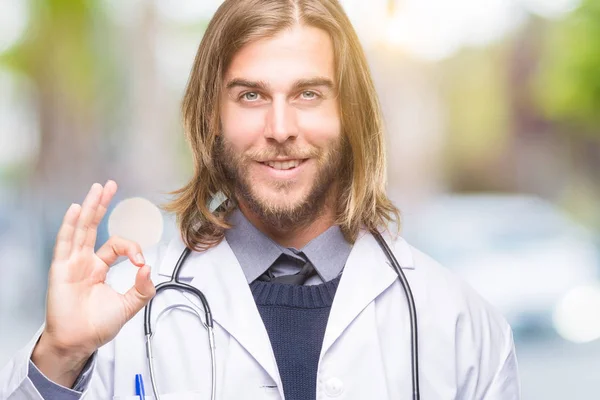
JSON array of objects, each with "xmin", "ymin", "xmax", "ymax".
[{"xmin": 219, "ymin": 25, "xmax": 343, "ymax": 228}]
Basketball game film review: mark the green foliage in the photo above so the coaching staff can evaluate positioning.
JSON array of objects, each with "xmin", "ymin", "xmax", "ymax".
[
  {"xmin": 439, "ymin": 44, "xmax": 512, "ymax": 164},
  {"xmin": 534, "ymin": 0, "xmax": 600, "ymax": 135},
  {"xmin": 0, "ymin": 0, "xmax": 110, "ymax": 107}
]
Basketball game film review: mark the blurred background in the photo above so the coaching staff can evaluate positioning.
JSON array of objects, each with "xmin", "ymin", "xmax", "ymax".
[{"xmin": 1, "ymin": 0, "xmax": 599, "ymax": 398}]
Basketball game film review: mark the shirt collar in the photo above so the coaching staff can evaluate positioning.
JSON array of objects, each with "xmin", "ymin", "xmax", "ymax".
[
  {"xmin": 224, "ymin": 208, "xmax": 352, "ymax": 283},
  {"xmin": 301, "ymin": 224, "xmax": 352, "ymax": 281}
]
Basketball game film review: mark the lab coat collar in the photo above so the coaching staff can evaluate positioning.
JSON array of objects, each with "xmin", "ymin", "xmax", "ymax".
[
  {"xmin": 156, "ymin": 229, "xmax": 414, "ymax": 279},
  {"xmin": 320, "ymin": 230, "xmax": 415, "ymax": 357}
]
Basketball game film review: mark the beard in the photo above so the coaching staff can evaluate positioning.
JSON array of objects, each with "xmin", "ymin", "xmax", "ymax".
[{"xmin": 217, "ymin": 135, "xmax": 346, "ymax": 231}]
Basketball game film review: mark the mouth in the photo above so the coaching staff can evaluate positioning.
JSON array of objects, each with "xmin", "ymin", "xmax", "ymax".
[{"xmin": 260, "ymin": 159, "xmax": 307, "ymax": 170}]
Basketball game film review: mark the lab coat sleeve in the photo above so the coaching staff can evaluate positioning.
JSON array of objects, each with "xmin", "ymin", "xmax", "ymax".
[
  {"xmin": 455, "ymin": 284, "xmax": 521, "ymax": 400},
  {"xmin": 457, "ymin": 284, "xmax": 521, "ymax": 400},
  {"xmin": 0, "ymin": 327, "xmax": 114, "ymax": 400},
  {"xmin": 482, "ymin": 326, "xmax": 521, "ymax": 399},
  {"xmin": 0, "ymin": 326, "xmax": 48, "ymax": 400}
]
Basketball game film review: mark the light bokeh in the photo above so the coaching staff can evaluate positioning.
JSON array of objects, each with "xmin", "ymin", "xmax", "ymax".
[
  {"xmin": 107, "ymin": 197, "xmax": 164, "ymax": 249},
  {"xmin": 553, "ymin": 284, "xmax": 600, "ymax": 343}
]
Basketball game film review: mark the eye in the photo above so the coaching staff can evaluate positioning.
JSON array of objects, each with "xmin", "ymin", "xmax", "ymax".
[
  {"xmin": 300, "ymin": 91, "xmax": 318, "ymax": 100},
  {"xmin": 241, "ymin": 92, "xmax": 260, "ymax": 101}
]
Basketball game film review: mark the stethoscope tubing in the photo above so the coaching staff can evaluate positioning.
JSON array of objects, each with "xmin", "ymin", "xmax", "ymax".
[
  {"xmin": 372, "ymin": 230, "xmax": 420, "ymax": 400},
  {"xmin": 143, "ymin": 247, "xmax": 216, "ymax": 400},
  {"xmin": 143, "ymin": 231, "xmax": 420, "ymax": 400}
]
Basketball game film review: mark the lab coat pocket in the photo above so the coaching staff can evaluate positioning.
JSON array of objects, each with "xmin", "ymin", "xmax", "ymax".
[{"xmin": 113, "ymin": 390, "xmax": 204, "ymax": 399}]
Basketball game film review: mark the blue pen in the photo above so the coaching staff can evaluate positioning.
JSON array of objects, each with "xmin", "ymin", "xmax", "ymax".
[{"xmin": 135, "ymin": 374, "xmax": 146, "ymax": 400}]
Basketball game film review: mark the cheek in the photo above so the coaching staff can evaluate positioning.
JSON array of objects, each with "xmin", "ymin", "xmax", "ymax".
[
  {"xmin": 297, "ymin": 103, "xmax": 341, "ymax": 145},
  {"xmin": 220, "ymin": 104, "xmax": 266, "ymax": 149}
]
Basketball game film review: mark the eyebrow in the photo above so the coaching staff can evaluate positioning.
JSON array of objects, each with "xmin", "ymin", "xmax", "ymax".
[{"xmin": 225, "ymin": 77, "xmax": 335, "ymax": 92}]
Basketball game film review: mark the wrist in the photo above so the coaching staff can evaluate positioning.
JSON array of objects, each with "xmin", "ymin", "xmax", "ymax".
[{"xmin": 31, "ymin": 332, "xmax": 93, "ymax": 388}]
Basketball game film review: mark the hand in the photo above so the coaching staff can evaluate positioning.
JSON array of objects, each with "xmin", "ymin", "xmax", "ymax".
[{"xmin": 31, "ymin": 181, "xmax": 156, "ymax": 386}]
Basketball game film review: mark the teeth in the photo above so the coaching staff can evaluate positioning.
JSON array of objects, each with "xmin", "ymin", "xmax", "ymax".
[{"xmin": 265, "ymin": 160, "xmax": 302, "ymax": 170}]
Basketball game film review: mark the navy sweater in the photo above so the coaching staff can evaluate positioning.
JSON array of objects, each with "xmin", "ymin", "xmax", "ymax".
[{"xmin": 250, "ymin": 276, "xmax": 341, "ymax": 400}]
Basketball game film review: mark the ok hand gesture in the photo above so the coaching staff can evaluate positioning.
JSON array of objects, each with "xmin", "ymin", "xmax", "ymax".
[{"xmin": 31, "ymin": 181, "xmax": 156, "ymax": 387}]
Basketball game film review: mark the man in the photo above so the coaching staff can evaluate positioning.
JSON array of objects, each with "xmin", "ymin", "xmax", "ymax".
[{"xmin": 0, "ymin": 0, "xmax": 520, "ymax": 399}]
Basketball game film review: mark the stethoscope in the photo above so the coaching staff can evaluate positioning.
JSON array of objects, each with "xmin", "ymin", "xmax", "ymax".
[{"xmin": 143, "ymin": 230, "xmax": 420, "ymax": 400}]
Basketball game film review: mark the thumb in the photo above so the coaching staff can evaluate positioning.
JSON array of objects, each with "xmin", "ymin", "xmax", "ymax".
[{"xmin": 122, "ymin": 265, "xmax": 156, "ymax": 320}]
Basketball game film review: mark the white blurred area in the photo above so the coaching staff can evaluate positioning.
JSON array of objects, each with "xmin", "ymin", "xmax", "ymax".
[
  {"xmin": 0, "ymin": 0, "xmax": 29, "ymax": 54},
  {"xmin": 107, "ymin": 197, "xmax": 164, "ymax": 249},
  {"xmin": 554, "ymin": 284, "xmax": 600, "ymax": 343},
  {"xmin": 1, "ymin": 1, "xmax": 599, "ymax": 399}
]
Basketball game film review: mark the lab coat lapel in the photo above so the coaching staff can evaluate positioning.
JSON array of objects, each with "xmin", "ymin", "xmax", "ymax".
[
  {"xmin": 157, "ymin": 236, "xmax": 282, "ymax": 391},
  {"xmin": 321, "ymin": 231, "xmax": 415, "ymax": 357}
]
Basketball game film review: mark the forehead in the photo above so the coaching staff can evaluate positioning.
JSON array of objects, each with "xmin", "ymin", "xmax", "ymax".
[{"xmin": 224, "ymin": 25, "xmax": 335, "ymax": 86}]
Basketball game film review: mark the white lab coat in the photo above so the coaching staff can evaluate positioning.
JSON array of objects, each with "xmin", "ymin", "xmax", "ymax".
[{"xmin": 1, "ymin": 231, "xmax": 520, "ymax": 399}]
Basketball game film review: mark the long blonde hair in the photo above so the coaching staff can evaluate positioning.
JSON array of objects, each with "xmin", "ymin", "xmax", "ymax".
[{"xmin": 163, "ymin": 0, "xmax": 399, "ymax": 251}]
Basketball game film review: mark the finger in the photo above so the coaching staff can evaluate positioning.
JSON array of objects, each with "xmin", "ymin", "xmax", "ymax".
[
  {"xmin": 53, "ymin": 204, "xmax": 82, "ymax": 261},
  {"xmin": 122, "ymin": 265, "xmax": 156, "ymax": 320},
  {"xmin": 84, "ymin": 180, "xmax": 118, "ymax": 250},
  {"xmin": 96, "ymin": 236, "xmax": 145, "ymax": 268},
  {"xmin": 71, "ymin": 183, "xmax": 103, "ymax": 253}
]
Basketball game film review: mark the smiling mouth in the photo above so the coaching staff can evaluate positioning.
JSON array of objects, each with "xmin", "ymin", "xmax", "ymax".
[{"xmin": 261, "ymin": 159, "xmax": 306, "ymax": 170}]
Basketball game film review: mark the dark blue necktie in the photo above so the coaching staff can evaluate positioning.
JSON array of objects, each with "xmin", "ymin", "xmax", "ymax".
[{"xmin": 258, "ymin": 260, "xmax": 316, "ymax": 285}]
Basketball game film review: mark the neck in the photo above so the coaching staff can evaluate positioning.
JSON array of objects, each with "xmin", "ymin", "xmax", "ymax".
[{"xmin": 237, "ymin": 195, "xmax": 337, "ymax": 249}]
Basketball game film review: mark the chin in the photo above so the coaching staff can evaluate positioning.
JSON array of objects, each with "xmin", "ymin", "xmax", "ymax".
[
  {"xmin": 237, "ymin": 175, "xmax": 334, "ymax": 228},
  {"xmin": 256, "ymin": 190, "xmax": 309, "ymax": 213}
]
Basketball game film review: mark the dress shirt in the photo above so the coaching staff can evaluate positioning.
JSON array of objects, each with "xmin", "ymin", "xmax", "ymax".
[{"xmin": 225, "ymin": 208, "xmax": 352, "ymax": 285}]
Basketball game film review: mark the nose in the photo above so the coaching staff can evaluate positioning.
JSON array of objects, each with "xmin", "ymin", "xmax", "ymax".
[{"xmin": 264, "ymin": 97, "xmax": 298, "ymax": 143}]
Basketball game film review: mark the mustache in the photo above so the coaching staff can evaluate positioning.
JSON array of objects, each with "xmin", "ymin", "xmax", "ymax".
[{"xmin": 245, "ymin": 145, "xmax": 320, "ymax": 161}]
